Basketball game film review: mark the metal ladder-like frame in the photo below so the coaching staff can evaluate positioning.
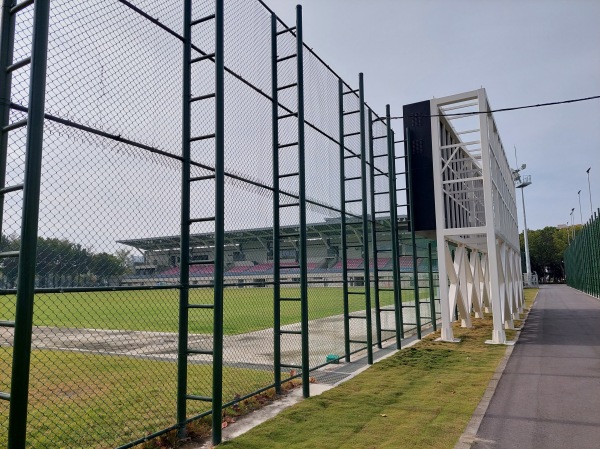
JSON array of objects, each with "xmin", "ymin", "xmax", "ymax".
[
  {"xmin": 339, "ymin": 74, "xmax": 373, "ymax": 365},
  {"xmin": 0, "ymin": 0, "xmax": 51, "ymax": 448},
  {"xmin": 178, "ymin": 0, "xmax": 225, "ymax": 445},
  {"xmin": 367, "ymin": 109, "xmax": 404, "ymax": 349},
  {"xmin": 271, "ymin": 6, "xmax": 310, "ymax": 399}
]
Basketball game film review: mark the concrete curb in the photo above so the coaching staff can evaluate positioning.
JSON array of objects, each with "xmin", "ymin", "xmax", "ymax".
[{"xmin": 454, "ymin": 290, "xmax": 539, "ymax": 449}]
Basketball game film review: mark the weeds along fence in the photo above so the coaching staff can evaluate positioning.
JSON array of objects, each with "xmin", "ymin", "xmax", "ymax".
[
  {"xmin": 0, "ymin": 0, "xmax": 440, "ymax": 447},
  {"xmin": 564, "ymin": 210, "xmax": 600, "ymax": 298}
]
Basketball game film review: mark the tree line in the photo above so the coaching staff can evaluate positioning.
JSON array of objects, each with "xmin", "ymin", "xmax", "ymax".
[
  {"xmin": 519, "ymin": 225, "xmax": 578, "ymax": 283},
  {"xmin": 0, "ymin": 234, "xmax": 132, "ymax": 288}
]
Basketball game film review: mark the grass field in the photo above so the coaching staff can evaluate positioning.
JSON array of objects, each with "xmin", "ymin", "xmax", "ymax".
[
  {"xmin": 0, "ymin": 348, "xmax": 275, "ymax": 449},
  {"xmin": 0, "ymin": 287, "xmax": 426, "ymax": 335},
  {"xmin": 222, "ymin": 289, "xmax": 538, "ymax": 449}
]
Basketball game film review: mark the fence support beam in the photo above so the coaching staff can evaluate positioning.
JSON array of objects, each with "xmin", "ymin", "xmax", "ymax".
[
  {"xmin": 404, "ymin": 128, "xmax": 422, "ymax": 340},
  {"xmin": 7, "ymin": 1, "xmax": 51, "ymax": 448},
  {"xmin": 339, "ymin": 79, "xmax": 351, "ymax": 362},
  {"xmin": 177, "ymin": 0, "xmax": 192, "ymax": 439},
  {"xmin": 296, "ymin": 5, "xmax": 310, "ymax": 398},
  {"xmin": 386, "ymin": 111, "xmax": 403, "ymax": 347},
  {"xmin": 358, "ymin": 73, "xmax": 373, "ymax": 365},
  {"xmin": 270, "ymin": 13, "xmax": 282, "ymax": 395},
  {"xmin": 368, "ymin": 109, "xmax": 382, "ymax": 349},
  {"xmin": 212, "ymin": 0, "xmax": 226, "ymax": 443}
]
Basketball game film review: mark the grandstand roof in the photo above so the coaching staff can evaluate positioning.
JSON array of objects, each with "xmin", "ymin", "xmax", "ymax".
[{"xmin": 118, "ymin": 217, "xmax": 408, "ymax": 252}]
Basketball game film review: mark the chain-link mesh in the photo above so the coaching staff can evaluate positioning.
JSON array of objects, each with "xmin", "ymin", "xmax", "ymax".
[
  {"xmin": 0, "ymin": 0, "xmax": 440, "ymax": 447},
  {"xmin": 565, "ymin": 210, "xmax": 600, "ymax": 298}
]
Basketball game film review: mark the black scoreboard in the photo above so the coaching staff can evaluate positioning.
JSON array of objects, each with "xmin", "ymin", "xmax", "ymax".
[{"xmin": 403, "ymin": 100, "xmax": 436, "ymax": 235}]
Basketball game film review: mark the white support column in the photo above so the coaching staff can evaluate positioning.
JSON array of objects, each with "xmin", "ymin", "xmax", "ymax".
[
  {"xmin": 436, "ymin": 238, "xmax": 456, "ymax": 341},
  {"xmin": 470, "ymin": 251, "xmax": 484, "ymax": 318},
  {"xmin": 515, "ymin": 251, "xmax": 524, "ymax": 313},
  {"xmin": 453, "ymin": 245, "xmax": 472, "ymax": 328},
  {"xmin": 481, "ymin": 253, "xmax": 491, "ymax": 313},
  {"xmin": 431, "ymin": 100, "xmax": 458, "ymax": 342},
  {"xmin": 479, "ymin": 91, "xmax": 506, "ymax": 344},
  {"xmin": 509, "ymin": 249, "xmax": 520, "ymax": 320},
  {"xmin": 498, "ymin": 241, "xmax": 515, "ymax": 330}
]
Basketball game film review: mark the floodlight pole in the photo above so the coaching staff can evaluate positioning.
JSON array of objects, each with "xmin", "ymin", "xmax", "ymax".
[
  {"xmin": 578, "ymin": 190, "xmax": 583, "ymax": 225},
  {"xmin": 587, "ymin": 168, "xmax": 593, "ymax": 218},
  {"xmin": 520, "ymin": 187, "xmax": 531, "ymax": 282},
  {"xmin": 570, "ymin": 208, "xmax": 575, "ymax": 240},
  {"xmin": 513, "ymin": 167, "xmax": 531, "ymax": 285}
]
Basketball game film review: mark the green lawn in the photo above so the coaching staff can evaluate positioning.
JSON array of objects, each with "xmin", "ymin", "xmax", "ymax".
[
  {"xmin": 0, "ymin": 349, "xmax": 274, "ymax": 449},
  {"xmin": 222, "ymin": 289, "xmax": 538, "ymax": 449},
  {"xmin": 0, "ymin": 287, "xmax": 424, "ymax": 335}
]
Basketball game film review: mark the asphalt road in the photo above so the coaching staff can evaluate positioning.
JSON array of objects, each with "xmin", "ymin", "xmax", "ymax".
[{"xmin": 474, "ymin": 285, "xmax": 600, "ymax": 449}]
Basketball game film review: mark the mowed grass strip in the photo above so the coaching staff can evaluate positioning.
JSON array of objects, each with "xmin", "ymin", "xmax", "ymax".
[
  {"xmin": 0, "ymin": 349, "xmax": 274, "ymax": 449},
  {"xmin": 222, "ymin": 289, "xmax": 538, "ymax": 449},
  {"xmin": 0, "ymin": 287, "xmax": 419, "ymax": 335}
]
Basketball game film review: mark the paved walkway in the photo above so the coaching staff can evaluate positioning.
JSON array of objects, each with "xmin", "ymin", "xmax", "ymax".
[{"xmin": 474, "ymin": 285, "xmax": 600, "ymax": 449}]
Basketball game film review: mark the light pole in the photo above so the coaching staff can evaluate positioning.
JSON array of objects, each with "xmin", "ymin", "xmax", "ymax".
[
  {"xmin": 570, "ymin": 208, "xmax": 575, "ymax": 239},
  {"xmin": 512, "ymin": 164, "xmax": 532, "ymax": 285},
  {"xmin": 587, "ymin": 167, "xmax": 593, "ymax": 218},
  {"xmin": 578, "ymin": 190, "xmax": 583, "ymax": 224}
]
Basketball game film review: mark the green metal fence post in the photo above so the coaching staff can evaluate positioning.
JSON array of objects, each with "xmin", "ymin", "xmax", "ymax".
[
  {"xmin": 339, "ymin": 79, "xmax": 351, "ymax": 362},
  {"xmin": 7, "ymin": 1, "xmax": 51, "ymax": 448},
  {"xmin": 386, "ymin": 108, "xmax": 402, "ymax": 348},
  {"xmin": 176, "ymin": 0, "xmax": 192, "ymax": 439},
  {"xmin": 591, "ymin": 214, "xmax": 596, "ymax": 296},
  {"xmin": 270, "ymin": 13, "xmax": 282, "ymax": 394},
  {"xmin": 367, "ymin": 109, "xmax": 382, "ymax": 349},
  {"xmin": 296, "ymin": 5, "xmax": 310, "ymax": 398},
  {"xmin": 358, "ymin": 73, "xmax": 373, "ymax": 364},
  {"xmin": 212, "ymin": 0, "xmax": 226, "ymax": 442},
  {"xmin": 405, "ymin": 127, "xmax": 422, "ymax": 340},
  {"xmin": 596, "ymin": 210, "xmax": 599, "ymax": 297},
  {"xmin": 428, "ymin": 241, "xmax": 437, "ymax": 331},
  {"xmin": 391, "ymin": 130, "xmax": 406, "ymax": 338}
]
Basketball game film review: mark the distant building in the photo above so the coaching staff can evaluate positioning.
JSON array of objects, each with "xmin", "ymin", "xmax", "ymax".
[{"xmin": 117, "ymin": 216, "xmax": 436, "ymax": 287}]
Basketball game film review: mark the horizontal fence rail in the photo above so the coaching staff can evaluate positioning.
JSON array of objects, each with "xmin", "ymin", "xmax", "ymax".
[{"xmin": 0, "ymin": 0, "xmax": 440, "ymax": 447}]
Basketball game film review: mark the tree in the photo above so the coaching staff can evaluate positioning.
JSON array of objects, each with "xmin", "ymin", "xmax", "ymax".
[
  {"xmin": 519, "ymin": 225, "xmax": 575, "ymax": 282},
  {"xmin": 89, "ymin": 252, "xmax": 128, "ymax": 285},
  {"xmin": 1, "ymin": 234, "xmax": 129, "ymax": 287}
]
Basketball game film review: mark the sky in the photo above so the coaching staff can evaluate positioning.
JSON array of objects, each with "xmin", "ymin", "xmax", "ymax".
[
  {"xmin": 264, "ymin": 0, "xmax": 600, "ymax": 231},
  {"xmin": 2, "ymin": 0, "xmax": 599, "ymax": 256}
]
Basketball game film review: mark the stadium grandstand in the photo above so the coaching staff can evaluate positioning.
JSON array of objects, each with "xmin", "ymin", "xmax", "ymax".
[{"xmin": 118, "ymin": 217, "xmax": 437, "ymax": 287}]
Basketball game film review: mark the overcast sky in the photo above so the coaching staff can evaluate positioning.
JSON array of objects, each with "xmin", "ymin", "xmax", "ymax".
[{"xmin": 265, "ymin": 0, "xmax": 600, "ymax": 231}]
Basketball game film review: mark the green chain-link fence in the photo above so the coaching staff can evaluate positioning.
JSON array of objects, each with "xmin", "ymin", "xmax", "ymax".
[
  {"xmin": 564, "ymin": 209, "xmax": 600, "ymax": 298},
  {"xmin": 0, "ymin": 0, "xmax": 440, "ymax": 447}
]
